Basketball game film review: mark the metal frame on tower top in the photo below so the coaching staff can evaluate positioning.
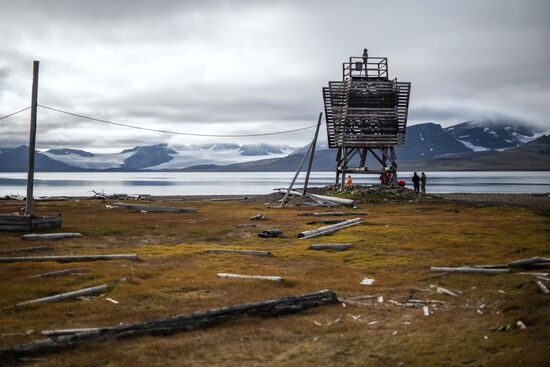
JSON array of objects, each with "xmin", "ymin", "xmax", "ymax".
[{"xmin": 322, "ymin": 49, "xmax": 411, "ymax": 187}]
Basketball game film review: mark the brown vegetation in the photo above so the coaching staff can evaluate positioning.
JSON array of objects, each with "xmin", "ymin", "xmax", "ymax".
[{"xmin": 0, "ymin": 195, "xmax": 549, "ymax": 366}]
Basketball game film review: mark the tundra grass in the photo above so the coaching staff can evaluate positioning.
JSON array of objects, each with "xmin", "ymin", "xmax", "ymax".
[{"xmin": 0, "ymin": 197, "xmax": 548, "ymax": 366}]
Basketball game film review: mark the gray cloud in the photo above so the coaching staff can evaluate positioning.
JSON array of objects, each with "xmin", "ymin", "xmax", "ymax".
[{"xmin": 1, "ymin": 0, "xmax": 549, "ymax": 152}]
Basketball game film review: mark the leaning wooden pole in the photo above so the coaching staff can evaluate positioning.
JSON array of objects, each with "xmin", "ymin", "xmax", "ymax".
[
  {"xmin": 279, "ymin": 140, "xmax": 313, "ymax": 207},
  {"xmin": 25, "ymin": 61, "xmax": 40, "ymax": 217},
  {"xmin": 301, "ymin": 112, "xmax": 323, "ymax": 200}
]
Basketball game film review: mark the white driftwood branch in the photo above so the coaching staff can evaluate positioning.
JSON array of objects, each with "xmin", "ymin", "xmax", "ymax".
[
  {"xmin": 217, "ymin": 273, "xmax": 283, "ymax": 282},
  {"xmin": 535, "ymin": 280, "xmax": 549, "ymax": 294},
  {"xmin": 298, "ymin": 218, "xmax": 363, "ymax": 239},
  {"xmin": 430, "ymin": 267, "xmax": 510, "ymax": 274},
  {"xmin": 21, "ymin": 233, "xmax": 82, "ymax": 241},
  {"xmin": 307, "ymin": 194, "xmax": 355, "ymax": 207},
  {"xmin": 14, "ymin": 284, "xmax": 108, "ymax": 307},
  {"xmin": 298, "ymin": 212, "xmax": 367, "ymax": 217}
]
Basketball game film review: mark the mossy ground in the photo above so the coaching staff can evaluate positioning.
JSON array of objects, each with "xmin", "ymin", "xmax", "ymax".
[{"xmin": 0, "ymin": 196, "xmax": 549, "ymax": 366}]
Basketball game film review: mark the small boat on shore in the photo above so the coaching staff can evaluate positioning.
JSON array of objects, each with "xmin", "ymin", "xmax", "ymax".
[{"xmin": 0, "ymin": 61, "xmax": 63, "ymax": 231}]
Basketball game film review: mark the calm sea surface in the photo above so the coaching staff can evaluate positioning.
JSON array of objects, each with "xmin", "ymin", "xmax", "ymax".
[{"xmin": 0, "ymin": 171, "xmax": 549, "ymax": 197}]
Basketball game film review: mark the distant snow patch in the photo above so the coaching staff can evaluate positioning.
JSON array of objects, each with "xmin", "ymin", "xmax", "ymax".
[{"xmin": 456, "ymin": 140, "xmax": 489, "ymax": 152}]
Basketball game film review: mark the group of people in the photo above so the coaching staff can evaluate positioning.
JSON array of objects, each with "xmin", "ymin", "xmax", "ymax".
[
  {"xmin": 344, "ymin": 171, "xmax": 427, "ymax": 194},
  {"xmin": 412, "ymin": 172, "xmax": 427, "ymax": 194}
]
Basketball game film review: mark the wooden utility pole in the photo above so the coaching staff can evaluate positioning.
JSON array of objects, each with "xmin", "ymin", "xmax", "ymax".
[
  {"xmin": 301, "ymin": 112, "xmax": 323, "ymax": 199},
  {"xmin": 25, "ymin": 61, "xmax": 39, "ymax": 217}
]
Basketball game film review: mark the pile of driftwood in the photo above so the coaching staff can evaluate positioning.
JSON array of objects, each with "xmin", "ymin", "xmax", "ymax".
[
  {"xmin": 0, "ymin": 290, "xmax": 338, "ymax": 362},
  {"xmin": 274, "ymin": 189, "xmax": 356, "ymax": 208}
]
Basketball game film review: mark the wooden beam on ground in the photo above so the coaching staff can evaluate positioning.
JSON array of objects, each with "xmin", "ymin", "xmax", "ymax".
[
  {"xmin": 507, "ymin": 257, "xmax": 550, "ymax": 268},
  {"xmin": 0, "ymin": 254, "xmax": 138, "ymax": 263},
  {"xmin": 298, "ymin": 212, "xmax": 367, "ymax": 217},
  {"xmin": 114, "ymin": 203, "xmax": 197, "ymax": 213},
  {"xmin": 205, "ymin": 249, "xmax": 271, "ymax": 256},
  {"xmin": 217, "ymin": 273, "xmax": 282, "ymax": 282},
  {"xmin": 298, "ymin": 218, "xmax": 363, "ymax": 239},
  {"xmin": 430, "ymin": 267, "xmax": 510, "ymax": 274},
  {"xmin": 12, "ymin": 284, "xmax": 108, "ymax": 308},
  {"xmin": 307, "ymin": 194, "xmax": 355, "ymax": 207},
  {"xmin": 26, "ymin": 268, "xmax": 88, "ymax": 279},
  {"xmin": 535, "ymin": 280, "xmax": 549, "ymax": 294},
  {"xmin": 0, "ymin": 290, "xmax": 338, "ymax": 361},
  {"xmin": 0, "ymin": 246, "xmax": 52, "ymax": 254},
  {"xmin": 21, "ymin": 233, "xmax": 82, "ymax": 241},
  {"xmin": 306, "ymin": 219, "xmax": 346, "ymax": 225},
  {"xmin": 309, "ymin": 244, "xmax": 352, "ymax": 251}
]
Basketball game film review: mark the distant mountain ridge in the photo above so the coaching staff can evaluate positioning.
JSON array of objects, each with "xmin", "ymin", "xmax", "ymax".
[{"xmin": 0, "ymin": 120, "xmax": 547, "ymax": 172}]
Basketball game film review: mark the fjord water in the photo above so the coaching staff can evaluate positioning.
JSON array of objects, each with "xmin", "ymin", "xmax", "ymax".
[{"xmin": 0, "ymin": 171, "xmax": 549, "ymax": 197}]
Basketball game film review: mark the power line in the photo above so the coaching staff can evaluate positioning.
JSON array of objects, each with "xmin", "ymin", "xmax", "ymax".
[
  {"xmin": 0, "ymin": 106, "xmax": 31, "ymax": 121},
  {"xmin": 38, "ymin": 104, "xmax": 319, "ymax": 138}
]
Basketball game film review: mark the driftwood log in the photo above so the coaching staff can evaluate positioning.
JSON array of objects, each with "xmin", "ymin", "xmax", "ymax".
[
  {"xmin": 217, "ymin": 273, "xmax": 283, "ymax": 282},
  {"xmin": 0, "ymin": 246, "xmax": 52, "ymax": 254},
  {"xmin": 309, "ymin": 244, "xmax": 352, "ymax": 251},
  {"xmin": 307, "ymin": 194, "xmax": 355, "ymax": 207},
  {"xmin": 535, "ymin": 280, "xmax": 549, "ymax": 294},
  {"xmin": 114, "ymin": 203, "xmax": 197, "ymax": 213},
  {"xmin": 205, "ymin": 249, "xmax": 271, "ymax": 256},
  {"xmin": 21, "ymin": 233, "xmax": 82, "ymax": 241},
  {"xmin": 13, "ymin": 284, "xmax": 108, "ymax": 308},
  {"xmin": 0, "ymin": 254, "xmax": 138, "ymax": 263},
  {"xmin": 306, "ymin": 219, "xmax": 346, "ymax": 225},
  {"xmin": 298, "ymin": 212, "xmax": 367, "ymax": 217},
  {"xmin": 298, "ymin": 218, "xmax": 363, "ymax": 239},
  {"xmin": 26, "ymin": 268, "xmax": 88, "ymax": 279},
  {"xmin": 507, "ymin": 257, "xmax": 550, "ymax": 268},
  {"xmin": 0, "ymin": 289, "xmax": 338, "ymax": 361},
  {"xmin": 430, "ymin": 267, "xmax": 510, "ymax": 274}
]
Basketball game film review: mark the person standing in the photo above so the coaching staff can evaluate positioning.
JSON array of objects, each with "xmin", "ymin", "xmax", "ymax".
[
  {"xmin": 345, "ymin": 175, "xmax": 353, "ymax": 188},
  {"xmin": 420, "ymin": 172, "xmax": 427, "ymax": 194},
  {"xmin": 412, "ymin": 172, "xmax": 420, "ymax": 193}
]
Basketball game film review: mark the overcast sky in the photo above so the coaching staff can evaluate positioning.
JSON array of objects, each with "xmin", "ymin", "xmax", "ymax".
[{"xmin": 1, "ymin": 0, "xmax": 549, "ymax": 152}]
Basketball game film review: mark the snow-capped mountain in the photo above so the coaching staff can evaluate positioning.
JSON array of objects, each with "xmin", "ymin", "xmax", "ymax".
[
  {"xmin": 0, "ymin": 119, "xmax": 546, "ymax": 172},
  {"xmin": 444, "ymin": 119, "xmax": 542, "ymax": 151},
  {"xmin": 36, "ymin": 143, "xmax": 296, "ymax": 171}
]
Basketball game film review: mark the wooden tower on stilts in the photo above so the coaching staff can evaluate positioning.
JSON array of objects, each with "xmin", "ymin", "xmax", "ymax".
[{"xmin": 323, "ymin": 49, "xmax": 411, "ymax": 187}]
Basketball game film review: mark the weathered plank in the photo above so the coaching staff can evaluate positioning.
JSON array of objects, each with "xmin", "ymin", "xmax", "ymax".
[
  {"xmin": 0, "ymin": 246, "xmax": 52, "ymax": 254},
  {"xmin": 298, "ymin": 218, "xmax": 363, "ymax": 239},
  {"xmin": 309, "ymin": 244, "xmax": 352, "ymax": 251},
  {"xmin": 26, "ymin": 268, "xmax": 88, "ymax": 279},
  {"xmin": 430, "ymin": 267, "xmax": 510, "ymax": 274},
  {"xmin": 205, "ymin": 249, "xmax": 271, "ymax": 256},
  {"xmin": 21, "ymin": 233, "xmax": 82, "ymax": 241},
  {"xmin": 13, "ymin": 284, "xmax": 108, "ymax": 308},
  {"xmin": 507, "ymin": 257, "xmax": 550, "ymax": 268},
  {"xmin": 217, "ymin": 273, "xmax": 282, "ymax": 282},
  {"xmin": 114, "ymin": 203, "xmax": 197, "ymax": 213},
  {"xmin": 0, "ymin": 254, "xmax": 138, "ymax": 263},
  {"xmin": 0, "ymin": 290, "xmax": 338, "ymax": 361},
  {"xmin": 298, "ymin": 212, "xmax": 367, "ymax": 217}
]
